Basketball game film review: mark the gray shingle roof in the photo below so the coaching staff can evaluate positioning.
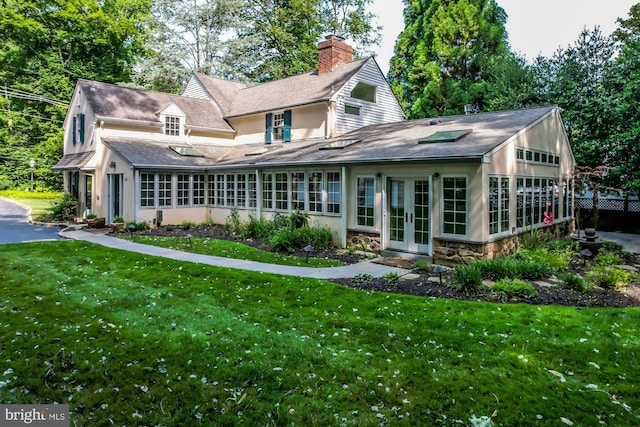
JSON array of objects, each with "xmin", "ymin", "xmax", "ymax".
[
  {"xmin": 52, "ymin": 151, "xmax": 96, "ymax": 170},
  {"xmin": 104, "ymin": 106, "xmax": 558, "ymax": 170},
  {"xmin": 195, "ymin": 58, "xmax": 370, "ymax": 117},
  {"xmin": 78, "ymin": 80, "xmax": 233, "ymax": 132}
]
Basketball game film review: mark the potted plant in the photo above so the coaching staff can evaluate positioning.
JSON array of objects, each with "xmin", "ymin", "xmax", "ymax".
[{"xmin": 111, "ymin": 215, "xmax": 125, "ymax": 232}]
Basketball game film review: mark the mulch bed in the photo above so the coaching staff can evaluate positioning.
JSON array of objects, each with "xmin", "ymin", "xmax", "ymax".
[{"xmin": 110, "ymin": 224, "xmax": 640, "ymax": 308}]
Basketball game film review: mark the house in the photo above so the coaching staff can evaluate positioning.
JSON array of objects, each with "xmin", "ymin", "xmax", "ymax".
[{"xmin": 53, "ymin": 36, "xmax": 576, "ymax": 262}]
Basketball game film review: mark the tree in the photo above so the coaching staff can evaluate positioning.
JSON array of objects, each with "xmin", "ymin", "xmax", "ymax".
[
  {"xmin": 0, "ymin": 0, "xmax": 151, "ymax": 189},
  {"xmin": 388, "ymin": 0, "xmax": 509, "ymax": 118},
  {"xmin": 235, "ymin": 0, "xmax": 381, "ymax": 82}
]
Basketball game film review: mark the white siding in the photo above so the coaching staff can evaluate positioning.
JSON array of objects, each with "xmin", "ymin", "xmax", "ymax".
[
  {"xmin": 335, "ymin": 59, "xmax": 405, "ymax": 134},
  {"xmin": 183, "ymin": 76, "xmax": 212, "ymax": 99}
]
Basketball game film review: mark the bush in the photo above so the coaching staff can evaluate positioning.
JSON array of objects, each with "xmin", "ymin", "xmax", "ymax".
[
  {"xmin": 515, "ymin": 248, "xmax": 570, "ymax": 271},
  {"xmin": 289, "ymin": 210, "xmax": 310, "ymax": 229},
  {"xmin": 125, "ymin": 221, "xmax": 149, "ymax": 232},
  {"xmin": 452, "ymin": 264, "xmax": 484, "ymax": 294},
  {"xmin": 242, "ymin": 215, "xmax": 276, "ymax": 241},
  {"xmin": 545, "ymin": 238, "xmax": 579, "ymax": 253},
  {"xmin": 491, "ymin": 278, "xmax": 539, "ymax": 302},
  {"xmin": 475, "ymin": 257, "xmax": 518, "ymax": 281},
  {"xmin": 559, "ymin": 272, "xmax": 590, "ymax": 293},
  {"xmin": 181, "ymin": 220, "xmax": 197, "ymax": 229},
  {"xmin": 521, "ymin": 228, "xmax": 547, "ymax": 250},
  {"xmin": 224, "ymin": 209, "xmax": 243, "ymax": 235},
  {"xmin": 269, "ymin": 228, "xmax": 303, "ymax": 252},
  {"xmin": 383, "ymin": 271, "xmax": 401, "ymax": 284},
  {"xmin": 303, "ymin": 226, "xmax": 333, "ymax": 250},
  {"xmin": 414, "ymin": 259, "xmax": 433, "ymax": 272},
  {"xmin": 49, "ymin": 192, "xmax": 77, "ymax": 222},
  {"xmin": 594, "ymin": 251, "xmax": 622, "ymax": 267},
  {"xmin": 516, "ymin": 259, "xmax": 554, "ymax": 281},
  {"xmin": 352, "ymin": 273, "xmax": 374, "ymax": 285},
  {"xmin": 586, "ymin": 265, "xmax": 637, "ymax": 290},
  {"xmin": 601, "ymin": 240, "xmax": 625, "ymax": 254}
]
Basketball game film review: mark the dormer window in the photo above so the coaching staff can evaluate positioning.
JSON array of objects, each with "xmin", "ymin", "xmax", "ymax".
[
  {"xmin": 350, "ymin": 82, "xmax": 376, "ymax": 103},
  {"xmin": 265, "ymin": 110, "xmax": 291, "ymax": 143},
  {"xmin": 164, "ymin": 116, "xmax": 181, "ymax": 136}
]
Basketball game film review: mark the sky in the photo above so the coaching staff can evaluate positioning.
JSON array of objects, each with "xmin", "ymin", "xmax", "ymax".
[{"xmin": 369, "ymin": 0, "xmax": 637, "ymax": 75}]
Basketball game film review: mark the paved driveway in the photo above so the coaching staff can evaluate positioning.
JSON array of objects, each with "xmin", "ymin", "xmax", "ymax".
[{"xmin": 0, "ymin": 198, "xmax": 62, "ymax": 244}]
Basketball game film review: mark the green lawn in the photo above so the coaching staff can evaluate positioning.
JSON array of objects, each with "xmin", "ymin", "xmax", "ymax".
[
  {"xmin": 0, "ymin": 190, "xmax": 61, "ymax": 218},
  {"xmin": 1, "ymin": 240, "xmax": 639, "ymax": 426},
  {"xmin": 128, "ymin": 235, "xmax": 346, "ymax": 267}
]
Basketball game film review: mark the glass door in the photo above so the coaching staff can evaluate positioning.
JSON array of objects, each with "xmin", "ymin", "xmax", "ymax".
[{"xmin": 386, "ymin": 177, "xmax": 431, "ymax": 254}]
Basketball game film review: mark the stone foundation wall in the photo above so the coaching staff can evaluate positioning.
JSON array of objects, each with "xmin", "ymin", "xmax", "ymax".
[
  {"xmin": 347, "ymin": 231, "xmax": 381, "ymax": 253},
  {"xmin": 433, "ymin": 220, "xmax": 574, "ymax": 264}
]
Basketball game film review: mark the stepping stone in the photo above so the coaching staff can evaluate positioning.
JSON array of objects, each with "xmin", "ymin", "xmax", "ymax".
[
  {"xmin": 403, "ymin": 273, "xmax": 421, "ymax": 280},
  {"xmin": 533, "ymin": 280, "xmax": 556, "ymax": 288},
  {"xmin": 482, "ymin": 280, "xmax": 495, "ymax": 288},
  {"xmin": 620, "ymin": 265, "xmax": 639, "ymax": 272}
]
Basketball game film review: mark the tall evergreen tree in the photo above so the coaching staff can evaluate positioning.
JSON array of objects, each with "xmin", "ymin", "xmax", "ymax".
[{"xmin": 388, "ymin": 0, "xmax": 509, "ymax": 118}]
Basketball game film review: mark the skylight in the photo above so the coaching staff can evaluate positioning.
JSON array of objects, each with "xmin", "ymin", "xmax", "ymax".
[
  {"xmin": 418, "ymin": 129, "xmax": 472, "ymax": 144},
  {"xmin": 319, "ymin": 139, "xmax": 361, "ymax": 150},
  {"xmin": 170, "ymin": 145, "xmax": 204, "ymax": 157}
]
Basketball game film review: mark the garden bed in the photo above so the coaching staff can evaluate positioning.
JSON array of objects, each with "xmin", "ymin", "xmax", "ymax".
[{"xmin": 116, "ymin": 224, "xmax": 640, "ymax": 308}]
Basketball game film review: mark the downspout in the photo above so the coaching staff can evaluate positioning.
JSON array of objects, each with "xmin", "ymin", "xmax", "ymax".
[{"xmin": 134, "ymin": 169, "xmax": 139, "ymax": 223}]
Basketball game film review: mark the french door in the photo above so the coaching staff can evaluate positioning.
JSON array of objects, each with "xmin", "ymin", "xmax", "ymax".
[{"xmin": 387, "ymin": 177, "xmax": 431, "ymax": 254}]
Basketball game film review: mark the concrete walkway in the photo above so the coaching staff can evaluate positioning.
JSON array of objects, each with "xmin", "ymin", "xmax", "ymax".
[
  {"xmin": 58, "ymin": 229, "xmax": 410, "ymax": 279},
  {"xmin": 595, "ymin": 231, "xmax": 640, "ymax": 254}
]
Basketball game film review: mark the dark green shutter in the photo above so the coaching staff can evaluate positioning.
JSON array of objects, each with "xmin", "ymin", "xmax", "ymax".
[
  {"xmin": 78, "ymin": 114, "xmax": 85, "ymax": 143},
  {"xmin": 72, "ymin": 116, "xmax": 77, "ymax": 145},
  {"xmin": 265, "ymin": 113, "xmax": 272, "ymax": 143},
  {"xmin": 283, "ymin": 110, "xmax": 291, "ymax": 142}
]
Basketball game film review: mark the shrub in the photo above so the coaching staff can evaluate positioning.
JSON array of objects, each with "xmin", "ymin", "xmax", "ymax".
[
  {"xmin": 545, "ymin": 238, "xmax": 579, "ymax": 253},
  {"xmin": 516, "ymin": 259, "xmax": 554, "ymax": 281},
  {"xmin": 224, "ymin": 209, "xmax": 243, "ymax": 235},
  {"xmin": 112, "ymin": 215, "xmax": 124, "ymax": 223},
  {"xmin": 586, "ymin": 265, "xmax": 637, "ymax": 290},
  {"xmin": 413, "ymin": 259, "xmax": 433, "ymax": 272},
  {"xmin": 559, "ymin": 272, "xmax": 590, "ymax": 293},
  {"xmin": 452, "ymin": 264, "xmax": 484, "ymax": 294},
  {"xmin": 475, "ymin": 257, "xmax": 518, "ymax": 281},
  {"xmin": 125, "ymin": 221, "xmax": 149, "ymax": 232},
  {"xmin": 382, "ymin": 271, "xmax": 402, "ymax": 284},
  {"xmin": 515, "ymin": 248, "xmax": 570, "ymax": 271},
  {"xmin": 289, "ymin": 210, "xmax": 310, "ymax": 229},
  {"xmin": 304, "ymin": 226, "xmax": 333, "ymax": 250},
  {"xmin": 242, "ymin": 215, "xmax": 275, "ymax": 241},
  {"xmin": 49, "ymin": 192, "xmax": 77, "ymax": 222},
  {"xmin": 594, "ymin": 251, "xmax": 622, "ymax": 267},
  {"xmin": 181, "ymin": 220, "xmax": 197, "ymax": 229},
  {"xmin": 601, "ymin": 240, "xmax": 625, "ymax": 254},
  {"xmin": 521, "ymin": 228, "xmax": 547, "ymax": 250},
  {"xmin": 352, "ymin": 273, "xmax": 374, "ymax": 285},
  {"xmin": 491, "ymin": 278, "xmax": 539, "ymax": 302},
  {"xmin": 272, "ymin": 213, "xmax": 289, "ymax": 229}
]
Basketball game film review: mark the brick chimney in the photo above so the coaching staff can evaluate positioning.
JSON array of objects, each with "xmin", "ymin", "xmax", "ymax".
[{"xmin": 318, "ymin": 35, "xmax": 353, "ymax": 74}]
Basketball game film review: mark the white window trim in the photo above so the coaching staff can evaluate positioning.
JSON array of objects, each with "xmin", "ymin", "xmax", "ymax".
[
  {"xmin": 354, "ymin": 175, "xmax": 376, "ymax": 230},
  {"xmin": 440, "ymin": 175, "xmax": 469, "ymax": 238}
]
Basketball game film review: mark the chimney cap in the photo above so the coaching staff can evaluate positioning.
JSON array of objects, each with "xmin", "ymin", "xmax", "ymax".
[{"xmin": 324, "ymin": 34, "xmax": 345, "ymax": 41}]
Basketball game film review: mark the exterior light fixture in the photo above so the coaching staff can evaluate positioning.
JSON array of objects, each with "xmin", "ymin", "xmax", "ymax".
[
  {"xmin": 432, "ymin": 264, "xmax": 447, "ymax": 284},
  {"xmin": 579, "ymin": 248, "xmax": 593, "ymax": 266},
  {"xmin": 304, "ymin": 244, "xmax": 314, "ymax": 263},
  {"xmin": 29, "ymin": 159, "xmax": 35, "ymax": 191},
  {"xmin": 186, "ymin": 233, "xmax": 193, "ymax": 249},
  {"xmin": 128, "ymin": 224, "xmax": 135, "ymax": 239}
]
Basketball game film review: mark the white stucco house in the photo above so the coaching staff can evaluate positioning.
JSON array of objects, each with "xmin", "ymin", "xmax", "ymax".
[{"xmin": 53, "ymin": 35, "xmax": 576, "ymax": 261}]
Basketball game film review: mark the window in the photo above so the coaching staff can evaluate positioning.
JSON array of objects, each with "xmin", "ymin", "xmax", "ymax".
[
  {"xmin": 216, "ymin": 174, "xmax": 225, "ymax": 206},
  {"xmin": 517, "ymin": 148, "xmax": 560, "ymax": 167},
  {"xmin": 516, "ymin": 148, "xmax": 524, "ymax": 160},
  {"xmin": 177, "ymin": 174, "xmax": 190, "ymax": 206},
  {"xmin": 517, "ymin": 176, "xmax": 561, "ymax": 228},
  {"xmin": 350, "ymin": 82, "xmax": 376, "ymax": 102},
  {"xmin": 265, "ymin": 110, "xmax": 291, "ymax": 143},
  {"xmin": 158, "ymin": 174, "xmax": 172, "ymax": 207},
  {"xmin": 489, "ymin": 177, "xmax": 509, "ymax": 235},
  {"xmin": 442, "ymin": 177, "xmax": 467, "ymax": 235},
  {"xmin": 193, "ymin": 175, "xmax": 205, "ymax": 206},
  {"xmin": 140, "ymin": 173, "xmax": 155, "ymax": 207},
  {"xmin": 165, "ymin": 116, "xmax": 180, "ymax": 136},
  {"xmin": 262, "ymin": 173, "xmax": 273, "ymax": 209},
  {"xmin": 345, "ymin": 104, "xmax": 361, "ymax": 116},
  {"xmin": 248, "ymin": 174, "xmax": 257, "ymax": 208},
  {"xmin": 226, "ymin": 174, "xmax": 236, "ymax": 207},
  {"xmin": 237, "ymin": 174, "xmax": 246, "ymax": 208},
  {"xmin": 275, "ymin": 172, "xmax": 288, "ymax": 210},
  {"xmin": 357, "ymin": 177, "xmax": 375, "ymax": 227},
  {"xmin": 291, "ymin": 172, "xmax": 305, "ymax": 210},
  {"xmin": 327, "ymin": 172, "xmax": 341, "ymax": 214},
  {"xmin": 207, "ymin": 175, "xmax": 216, "ymax": 205},
  {"xmin": 308, "ymin": 172, "xmax": 323, "ymax": 212}
]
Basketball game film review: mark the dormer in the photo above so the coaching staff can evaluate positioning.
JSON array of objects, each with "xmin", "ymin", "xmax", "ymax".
[{"xmin": 158, "ymin": 103, "xmax": 186, "ymax": 137}]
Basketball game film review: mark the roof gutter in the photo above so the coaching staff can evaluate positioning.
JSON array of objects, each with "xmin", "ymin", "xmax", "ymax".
[
  {"xmin": 184, "ymin": 124, "xmax": 236, "ymax": 135},
  {"xmin": 95, "ymin": 115, "xmax": 163, "ymax": 128},
  {"xmin": 224, "ymin": 97, "xmax": 331, "ymax": 119}
]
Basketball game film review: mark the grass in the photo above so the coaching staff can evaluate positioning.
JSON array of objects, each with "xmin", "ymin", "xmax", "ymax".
[
  {"xmin": 1, "ymin": 241, "xmax": 639, "ymax": 426},
  {"xmin": 129, "ymin": 235, "xmax": 345, "ymax": 267},
  {"xmin": 0, "ymin": 190, "xmax": 62, "ymax": 218}
]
